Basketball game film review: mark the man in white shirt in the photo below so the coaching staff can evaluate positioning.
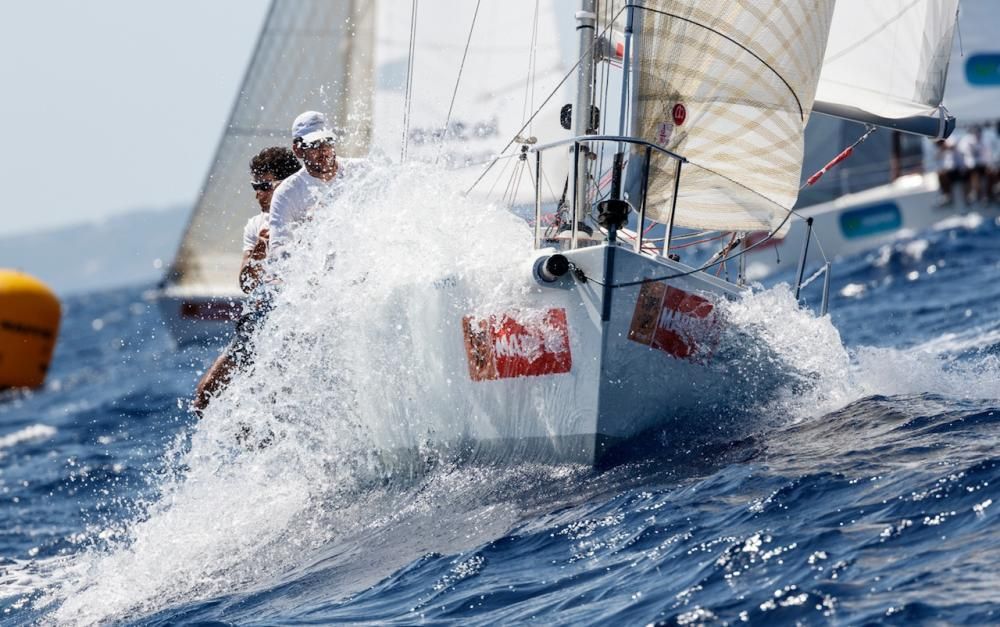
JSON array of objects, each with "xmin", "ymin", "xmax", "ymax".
[
  {"xmin": 193, "ymin": 146, "xmax": 301, "ymax": 413},
  {"xmin": 239, "ymin": 147, "xmax": 303, "ymax": 291},
  {"xmin": 268, "ymin": 110, "xmax": 356, "ymax": 255}
]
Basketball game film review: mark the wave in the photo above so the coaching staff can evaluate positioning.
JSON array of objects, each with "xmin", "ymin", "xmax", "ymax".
[
  {"xmin": 0, "ymin": 424, "xmax": 56, "ymax": 455},
  {"xmin": 23, "ymin": 162, "xmax": 1000, "ymax": 625}
]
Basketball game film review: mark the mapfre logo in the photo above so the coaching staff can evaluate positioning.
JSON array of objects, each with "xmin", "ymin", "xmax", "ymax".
[
  {"xmin": 462, "ymin": 308, "xmax": 572, "ymax": 381},
  {"xmin": 627, "ymin": 283, "xmax": 718, "ymax": 362}
]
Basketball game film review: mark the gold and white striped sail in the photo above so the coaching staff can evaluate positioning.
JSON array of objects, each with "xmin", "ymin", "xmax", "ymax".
[
  {"xmin": 624, "ymin": 1, "xmax": 836, "ymax": 235},
  {"xmin": 166, "ymin": 0, "xmax": 374, "ymax": 295}
]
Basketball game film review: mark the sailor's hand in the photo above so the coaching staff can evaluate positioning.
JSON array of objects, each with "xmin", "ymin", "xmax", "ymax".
[{"xmin": 250, "ymin": 229, "xmax": 269, "ymax": 260}]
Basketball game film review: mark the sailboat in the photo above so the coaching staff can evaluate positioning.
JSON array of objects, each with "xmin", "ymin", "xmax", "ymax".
[
  {"xmin": 744, "ymin": 0, "xmax": 993, "ymax": 281},
  {"xmin": 157, "ymin": 1, "xmax": 374, "ymax": 343},
  {"xmin": 288, "ymin": 0, "xmax": 826, "ymax": 466},
  {"xmin": 176, "ymin": 0, "xmax": 958, "ymax": 466}
]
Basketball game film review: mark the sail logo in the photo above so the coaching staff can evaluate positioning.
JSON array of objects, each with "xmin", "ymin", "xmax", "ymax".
[
  {"xmin": 672, "ymin": 103, "xmax": 687, "ymax": 126},
  {"xmin": 462, "ymin": 308, "xmax": 572, "ymax": 381},
  {"xmin": 409, "ymin": 117, "xmax": 499, "ymax": 145},
  {"xmin": 628, "ymin": 283, "xmax": 717, "ymax": 362},
  {"xmin": 744, "ymin": 230, "xmax": 779, "ymax": 250},
  {"xmin": 656, "ymin": 122, "xmax": 674, "ymax": 146}
]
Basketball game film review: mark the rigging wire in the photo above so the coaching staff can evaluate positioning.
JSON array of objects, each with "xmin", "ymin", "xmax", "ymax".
[
  {"xmin": 438, "ymin": 0, "xmax": 482, "ymax": 164},
  {"xmin": 595, "ymin": 0, "xmax": 613, "ymax": 189},
  {"xmin": 503, "ymin": 157, "xmax": 531, "ymax": 208},
  {"xmin": 400, "ymin": 0, "xmax": 420, "ymax": 162},
  {"xmin": 521, "ymin": 0, "xmax": 541, "ymax": 133},
  {"xmin": 502, "ymin": 160, "xmax": 521, "ymax": 206},
  {"xmin": 465, "ymin": 4, "xmax": 629, "ymax": 196},
  {"xmin": 486, "ymin": 151, "xmax": 519, "ymax": 198}
]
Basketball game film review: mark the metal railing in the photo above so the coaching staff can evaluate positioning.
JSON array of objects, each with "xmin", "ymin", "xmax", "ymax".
[
  {"xmin": 530, "ymin": 134, "xmax": 687, "ymax": 254},
  {"xmin": 528, "ymin": 134, "xmax": 834, "ymax": 314}
]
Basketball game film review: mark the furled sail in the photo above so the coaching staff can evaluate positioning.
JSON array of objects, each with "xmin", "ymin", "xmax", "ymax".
[
  {"xmin": 165, "ymin": 0, "xmax": 373, "ymax": 295},
  {"xmin": 815, "ymin": 0, "xmax": 959, "ymax": 139},
  {"xmin": 624, "ymin": 1, "xmax": 836, "ymax": 234}
]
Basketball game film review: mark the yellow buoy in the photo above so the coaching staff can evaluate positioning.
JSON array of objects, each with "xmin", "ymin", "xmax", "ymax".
[{"xmin": 0, "ymin": 269, "xmax": 61, "ymax": 389}]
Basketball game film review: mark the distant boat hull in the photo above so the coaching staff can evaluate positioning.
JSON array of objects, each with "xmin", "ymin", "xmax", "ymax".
[
  {"xmin": 155, "ymin": 287, "xmax": 243, "ymax": 345},
  {"xmin": 746, "ymin": 173, "xmax": 999, "ymax": 280},
  {"xmin": 366, "ymin": 244, "xmax": 777, "ymax": 469}
]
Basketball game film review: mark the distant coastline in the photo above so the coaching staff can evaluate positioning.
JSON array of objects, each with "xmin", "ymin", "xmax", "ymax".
[{"xmin": 0, "ymin": 207, "xmax": 188, "ymax": 296}]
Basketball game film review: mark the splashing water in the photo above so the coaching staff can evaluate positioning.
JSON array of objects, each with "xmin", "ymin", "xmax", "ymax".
[
  {"xmin": 23, "ymin": 162, "xmax": 1000, "ymax": 624},
  {"xmin": 31, "ymin": 162, "xmax": 576, "ymax": 622}
]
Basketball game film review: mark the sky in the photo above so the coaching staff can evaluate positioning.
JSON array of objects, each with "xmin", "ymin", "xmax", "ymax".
[{"xmin": 0, "ymin": 0, "xmax": 271, "ymax": 236}]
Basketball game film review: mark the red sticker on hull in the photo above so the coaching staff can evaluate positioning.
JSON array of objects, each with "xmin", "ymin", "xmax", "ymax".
[
  {"xmin": 628, "ymin": 284, "xmax": 718, "ymax": 362},
  {"xmin": 462, "ymin": 308, "xmax": 572, "ymax": 381}
]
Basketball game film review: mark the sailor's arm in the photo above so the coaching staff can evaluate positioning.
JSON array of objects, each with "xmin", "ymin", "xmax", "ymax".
[
  {"xmin": 267, "ymin": 188, "xmax": 293, "ymax": 258},
  {"xmin": 239, "ymin": 228, "xmax": 269, "ymax": 293}
]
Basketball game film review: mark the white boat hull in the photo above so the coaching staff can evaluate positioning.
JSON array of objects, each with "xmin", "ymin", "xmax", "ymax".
[
  {"xmin": 364, "ymin": 244, "xmax": 773, "ymax": 468},
  {"xmin": 746, "ymin": 173, "xmax": 998, "ymax": 280},
  {"xmin": 155, "ymin": 288, "xmax": 244, "ymax": 345}
]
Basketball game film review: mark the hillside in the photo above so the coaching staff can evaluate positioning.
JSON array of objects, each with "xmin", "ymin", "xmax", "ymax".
[{"xmin": 0, "ymin": 207, "xmax": 189, "ymax": 295}]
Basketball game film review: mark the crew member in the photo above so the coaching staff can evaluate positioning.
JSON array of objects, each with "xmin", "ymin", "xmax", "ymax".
[
  {"xmin": 193, "ymin": 147, "xmax": 301, "ymax": 412},
  {"xmin": 268, "ymin": 111, "xmax": 359, "ymax": 255}
]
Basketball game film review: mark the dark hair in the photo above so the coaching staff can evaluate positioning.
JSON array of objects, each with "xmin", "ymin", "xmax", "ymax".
[{"xmin": 250, "ymin": 146, "xmax": 301, "ymax": 181}]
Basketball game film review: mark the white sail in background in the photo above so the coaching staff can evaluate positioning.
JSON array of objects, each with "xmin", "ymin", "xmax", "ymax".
[
  {"xmin": 372, "ymin": 0, "xmax": 576, "ymax": 205},
  {"xmin": 815, "ymin": 0, "xmax": 959, "ymax": 138},
  {"xmin": 624, "ymin": 0, "xmax": 836, "ymax": 234},
  {"xmin": 166, "ymin": 0, "xmax": 373, "ymax": 295}
]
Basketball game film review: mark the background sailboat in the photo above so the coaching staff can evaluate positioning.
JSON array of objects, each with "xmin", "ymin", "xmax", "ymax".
[
  {"xmin": 158, "ymin": 0, "xmax": 578, "ymax": 343},
  {"xmin": 157, "ymin": 0, "xmax": 373, "ymax": 343},
  {"xmin": 746, "ymin": 0, "xmax": 997, "ymax": 281}
]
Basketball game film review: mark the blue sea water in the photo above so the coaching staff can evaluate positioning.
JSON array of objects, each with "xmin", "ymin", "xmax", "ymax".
[{"xmin": 1, "ymin": 205, "xmax": 999, "ymax": 625}]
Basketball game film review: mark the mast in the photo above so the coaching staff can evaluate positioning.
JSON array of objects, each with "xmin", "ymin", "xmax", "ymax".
[
  {"xmin": 617, "ymin": 6, "xmax": 635, "ymax": 139},
  {"xmin": 571, "ymin": 0, "xmax": 597, "ymax": 246}
]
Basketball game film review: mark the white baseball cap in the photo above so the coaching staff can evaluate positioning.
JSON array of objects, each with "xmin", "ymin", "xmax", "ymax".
[{"xmin": 292, "ymin": 110, "xmax": 335, "ymax": 143}]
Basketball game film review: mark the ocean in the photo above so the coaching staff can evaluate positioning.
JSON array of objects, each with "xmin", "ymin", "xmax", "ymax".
[{"xmin": 1, "ymin": 172, "xmax": 999, "ymax": 625}]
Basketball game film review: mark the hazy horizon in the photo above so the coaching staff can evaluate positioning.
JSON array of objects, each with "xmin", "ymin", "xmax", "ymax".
[{"xmin": 0, "ymin": 205, "xmax": 189, "ymax": 295}]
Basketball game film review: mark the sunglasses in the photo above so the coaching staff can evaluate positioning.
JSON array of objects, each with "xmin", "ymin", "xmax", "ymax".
[
  {"xmin": 302, "ymin": 138, "xmax": 335, "ymax": 151},
  {"xmin": 251, "ymin": 180, "xmax": 277, "ymax": 192}
]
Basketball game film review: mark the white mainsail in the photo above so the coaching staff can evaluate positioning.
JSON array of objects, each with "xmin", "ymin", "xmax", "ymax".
[
  {"xmin": 371, "ymin": 0, "xmax": 575, "ymax": 205},
  {"xmin": 623, "ymin": 1, "xmax": 836, "ymax": 235},
  {"xmin": 163, "ymin": 0, "xmax": 578, "ymax": 324},
  {"xmin": 815, "ymin": 0, "xmax": 959, "ymax": 138},
  {"xmin": 165, "ymin": 0, "xmax": 373, "ymax": 296}
]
